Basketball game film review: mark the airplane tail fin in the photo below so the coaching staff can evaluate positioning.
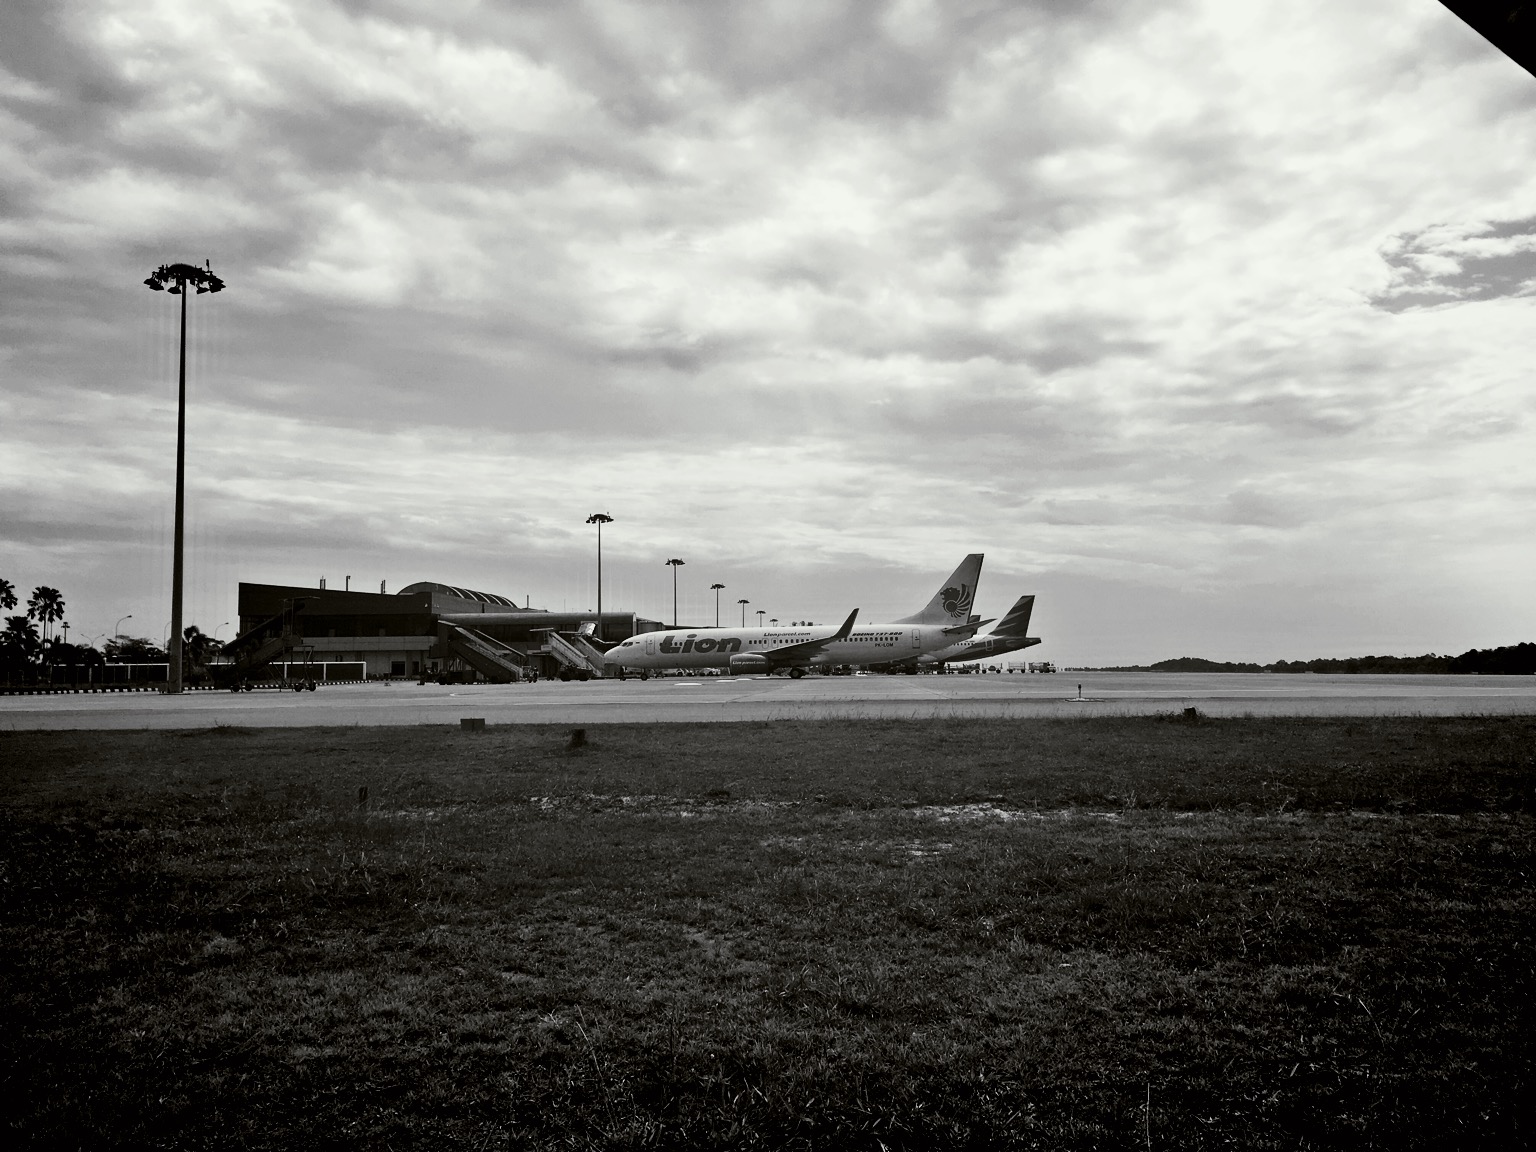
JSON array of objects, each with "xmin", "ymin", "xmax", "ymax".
[
  {"xmin": 893, "ymin": 554, "xmax": 984, "ymax": 626},
  {"xmin": 990, "ymin": 594, "xmax": 1035, "ymax": 638}
]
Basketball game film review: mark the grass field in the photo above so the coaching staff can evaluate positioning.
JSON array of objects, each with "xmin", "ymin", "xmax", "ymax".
[{"xmin": 2, "ymin": 716, "xmax": 1533, "ymax": 1149}]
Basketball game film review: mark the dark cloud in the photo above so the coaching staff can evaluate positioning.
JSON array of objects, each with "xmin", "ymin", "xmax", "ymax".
[
  {"xmin": 0, "ymin": 0, "xmax": 145, "ymax": 141},
  {"xmin": 1372, "ymin": 215, "xmax": 1536, "ymax": 311}
]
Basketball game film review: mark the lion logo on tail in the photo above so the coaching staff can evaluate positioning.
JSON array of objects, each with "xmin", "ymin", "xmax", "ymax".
[{"xmin": 941, "ymin": 583, "xmax": 974, "ymax": 619}]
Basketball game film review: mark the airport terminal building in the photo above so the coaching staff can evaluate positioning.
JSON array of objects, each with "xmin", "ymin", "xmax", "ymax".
[{"xmin": 236, "ymin": 581, "xmax": 665, "ymax": 681}]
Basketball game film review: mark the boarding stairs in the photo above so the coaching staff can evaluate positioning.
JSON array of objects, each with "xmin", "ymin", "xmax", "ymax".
[
  {"xmin": 537, "ymin": 629, "xmax": 612, "ymax": 681},
  {"xmin": 212, "ymin": 599, "xmax": 308, "ymax": 687},
  {"xmin": 438, "ymin": 621, "xmax": 529, "ymax": 684}
]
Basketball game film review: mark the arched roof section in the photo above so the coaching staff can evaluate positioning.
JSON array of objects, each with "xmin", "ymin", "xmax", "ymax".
[{"xmin": 397, "ymin": 582, "xmax": 517, "ymax": 607}]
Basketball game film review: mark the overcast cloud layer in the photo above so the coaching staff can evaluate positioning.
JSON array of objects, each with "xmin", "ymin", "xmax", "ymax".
[{"xmin": 2, "ymin": 0, "xmax": 1534, "ymax": 663}]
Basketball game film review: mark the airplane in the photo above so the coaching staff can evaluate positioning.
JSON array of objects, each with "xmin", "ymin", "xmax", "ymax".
[
  {"xmin": 915, "ymin": 593, "xmax": 1041, "ymax": 667},
  {"xmin": 604, "ymin": 554, "xmax": 986, "ymax": 678}
]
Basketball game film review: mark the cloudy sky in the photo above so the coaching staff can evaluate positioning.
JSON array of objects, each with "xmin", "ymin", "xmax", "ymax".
[{"xmin": 2, "ymin": 0, "xmax": 1533, "ymax": 664}]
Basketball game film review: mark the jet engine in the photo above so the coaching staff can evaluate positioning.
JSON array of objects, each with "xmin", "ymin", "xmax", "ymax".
[{"xmin": 728, "ymin": 653, "xmax": 771, "ymax": 674}]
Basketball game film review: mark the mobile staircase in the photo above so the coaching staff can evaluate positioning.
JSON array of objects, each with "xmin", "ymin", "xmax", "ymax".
[
  {"xmin": 213, "ymin": 599, "xmax": 308, "ymax": 689},
  {"xmin": 536, "ymin": 629, "xmax": 613, "ymax": 681},
  {"xmin": 438, "ymin": 621, "xmax": 529, "ymax": 683}
]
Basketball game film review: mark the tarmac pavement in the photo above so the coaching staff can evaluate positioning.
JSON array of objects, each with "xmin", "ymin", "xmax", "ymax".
[{"xmin": 4, "ymin": 671, "xmax": 1536, "ymax": 729}]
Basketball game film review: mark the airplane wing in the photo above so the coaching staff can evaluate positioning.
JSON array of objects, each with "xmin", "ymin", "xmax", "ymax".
[{"xmin": 762, "ymin": 609, "xmax": 859, "ymax": 666}]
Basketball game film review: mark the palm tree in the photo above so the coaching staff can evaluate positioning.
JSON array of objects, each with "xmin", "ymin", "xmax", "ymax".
[
  {"xmin": 3, "ymin": 615, "xmax": 41, "ymax": 666},
  {"xmin": 182, "ymin": 625, "xmax": 223, "ymax": 677},
  {"xmin": 0, "ymin": 578, "xmax": 16, "ymax": 612},
  {"xmin": 26, "ymin": 587, "xmax": 65, "ymax": 645}
]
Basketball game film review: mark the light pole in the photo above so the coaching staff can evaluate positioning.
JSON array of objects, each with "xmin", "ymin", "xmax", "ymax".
[
  {"xmin": 665, "ymin": 558, "xmax": 685, "ymax": 627},
  {"xmin": 756, "ymin": 610, "xmax": 765, "ymax": 628},
  {"xmin": 214, "ymin": 621, "xmax": 230, "ymax": 641},
  {"xmin": 115, "ymin": 614, "xmax": 133, "ymax": 639},
  {"xmin": 586, "ymin": 514, "xmax": 613, "ymax": 640},
  {"xmin": 710, "ymin": 583, "xmax": 725, "ymax": 627},
  {"xmin": 737, "ymin": 598, "xmax": 749, "ymax": 627},
  {"xmin": 144, "ymin": 260, "xmax": 224, "ymax": 694}
]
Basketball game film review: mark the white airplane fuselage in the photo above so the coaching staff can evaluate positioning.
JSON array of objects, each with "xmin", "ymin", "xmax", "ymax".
[{"xmin": 606, "ymin": 622, "xmax": 961, "ymax": 673}]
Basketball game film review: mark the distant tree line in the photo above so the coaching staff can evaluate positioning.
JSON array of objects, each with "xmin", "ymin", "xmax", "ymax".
[
  {"xmin": 1, "ymin": 575, "xmax": 224, "ymax": 684},
  {"xmin": 1092, "ymin": 644, "xmax": 1536, "ymax": 675}
]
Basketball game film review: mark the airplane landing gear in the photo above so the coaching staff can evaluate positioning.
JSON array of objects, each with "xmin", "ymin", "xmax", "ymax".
[{"xmin": 789, "ymin": 667, "xmax": 806, "ymax": 679}]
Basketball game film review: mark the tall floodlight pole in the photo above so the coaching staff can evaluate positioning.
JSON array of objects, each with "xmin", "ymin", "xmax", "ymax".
[
  {"xmin": 586, "ymin": 514, "xmax": 613, "ymax": 640},
  {"xmin": 665, "ymin": 558, "xmax": 685, "ymax": 627},
  {"xmin": 710, "ymin": 583, "xmax": 725, "ymax": 627},
  {"xmin": 144, "ymin": 261, "xmax": 225, "ymax": 694},
  {"xmin": 756, "ymin": 610, "xmax": 765, "ymax": 628},
  {"xmin": 737, "ymin": 598, "xmax": 749, "ymax": 627}
]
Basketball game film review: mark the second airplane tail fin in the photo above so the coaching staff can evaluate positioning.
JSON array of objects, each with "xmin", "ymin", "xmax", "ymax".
[
  {"xmin": 990, "ymin": 594, "xmax": 1035, "ymax": 638},
  {"xmin": 893, "ymin": 553, "xmax": 984, "ymax": 626}
]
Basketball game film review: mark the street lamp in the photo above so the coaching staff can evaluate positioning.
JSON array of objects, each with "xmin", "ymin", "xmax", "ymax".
[
  {"xmin": 144, "ymin": 260, "xmax": 225, "ymax": 694},
  {"xmin": 665, "ymin": 558, "xmax": 685, "ymax": 627},
  {"xmin": 214, "ymin": 621, "xmax": 230, "ymax": 641},
  {"xmin": 756, "ymin": 610, "xmax": 765, "ymax": 628},
  {"xmin": 737, "ymin": 598, "xmax": 749, "ymax": 627},
  {"xmin": 770, "ymin": 618, "xmax": 778, "ymax": 628},
  {"xmin": 710, "ymin": 583, "xmax": 725, "ymax": 627},
  {"xmin": 586, "ymin": 513, "xmax": 613, "ymax": 640},
  {"xmin": 115, "ymin": 614, "xmax": 133, "ymax": 638}
]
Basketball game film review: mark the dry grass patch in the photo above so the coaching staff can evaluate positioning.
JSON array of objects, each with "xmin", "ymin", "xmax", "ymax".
[{"xmin": 2, "ymin": 717, "xmax": 1533, "ymax": 1149}]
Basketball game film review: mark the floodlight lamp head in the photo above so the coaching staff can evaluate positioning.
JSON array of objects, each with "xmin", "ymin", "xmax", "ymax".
[
  {"xmin": 144, "ymin": 262, "xmax": 225, "ymax": 294},
  {"xmin": 666, "ymin": 558, "xmax": 684, "ymax": 566},
  {"xmin": 586, "ymin": 512, "xmax": 613, "ymax": 525}
]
